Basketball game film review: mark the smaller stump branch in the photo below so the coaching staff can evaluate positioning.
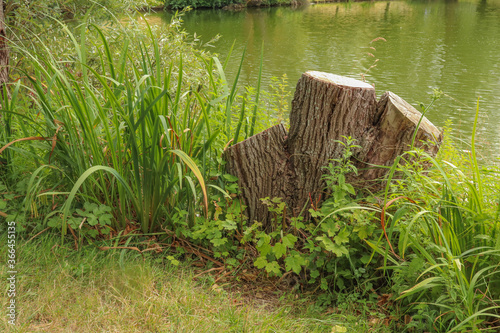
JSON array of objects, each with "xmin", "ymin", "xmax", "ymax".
[
  {"xmin": 223, "ymin": 124, "xmax": 289, "ymax": 224},
  {"xmin": 358, "ymin": 91, "xmax": 443, "ymax": 181}
]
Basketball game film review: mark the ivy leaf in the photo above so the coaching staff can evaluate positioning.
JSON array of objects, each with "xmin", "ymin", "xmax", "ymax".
[
  {"xmin": 258, "ymin": 243, "xmax": 272, "ymax": 257},
  {"xmin": 329, "ymin": 243, "xmax": 348, "ymax": 257},
  {"xmin": 273, "ymin": 242, "xmax": 287, "ymax": 259},
  {"xmin": 211, "ymin": 237, "xmax": 227, "ymax": 247},
  {"xmin": 320, "ymin": 277, "xmax": 328, "ymax": 290},
  {"xmin": 47, "ymin": 217, "xmax": 60, "ymax": 228},
  {"xmin": 316, "ymin": 235, "xmax": 334, "ymax": 248},
  {"xmin": 220, "ymin": 220, "xmax": 237, "ymax": 230},
  {"xmin": 309, "ymin": 209, "xmax": 323, "ymax": 218},
  {"xmin": 360, "ymin": 254, "xmax": 371, "ymax": 265},
  {"xmin": 317, "ymin": 236, "xmax": 348, "ymax": 257},
  {"xmin": 304, "ymin": 239, "xmax": 318, "ymax": 253},
  {"xmin": 257, "ymin": 233, "xmax": 271, "ymax": 247},
  {"xmin": 321, "ymin": 220, "xmax": 339, "ymax": 237},
  {"xmin": 353, "ymin": 224, "xmax": 372, "ymax": 240},
  {"xmin": 332, "ymin": 325, "xmax": 347, "ymax": 333},
  {"xmin": 167, "ymin": 256, "xmax": 180, "ymax": 266},
  {"xmin": 285, "ymin": 253, "xmax": 305, "ymax": 274}
]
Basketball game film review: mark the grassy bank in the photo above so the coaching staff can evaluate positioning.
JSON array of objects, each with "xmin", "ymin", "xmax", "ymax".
[{"xmin": 0, "ymin": 234, "xmax": 391, "ymax": 332}]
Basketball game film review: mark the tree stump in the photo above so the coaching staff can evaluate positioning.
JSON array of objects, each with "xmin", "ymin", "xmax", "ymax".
[{"xmin": 224, "ymin": 71, "xmax": 442, "ymax": 228}]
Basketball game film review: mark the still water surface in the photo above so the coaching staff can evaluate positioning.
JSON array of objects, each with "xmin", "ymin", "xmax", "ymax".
[{"xmin": 153, "ymin": 0, "xmax": 500, "ymax": 157}]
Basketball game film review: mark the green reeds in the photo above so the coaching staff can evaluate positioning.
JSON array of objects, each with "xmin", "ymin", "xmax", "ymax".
[
  {"xmin": 3, "ymin": 17, "xmax": 226, "ymax": 235},
  {"xmin": 373, "ymin": 101, "xmax": 500, "ymax": 331}
]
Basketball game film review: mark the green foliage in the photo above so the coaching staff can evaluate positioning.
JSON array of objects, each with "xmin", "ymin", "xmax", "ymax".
[
  {"xmin": 238, "ymin": 138, "xmax": 380, "ymax": 304},
  {"xmin": 1, "ymin": 12, "xmax": 232, "ymax": 236},
  {"xmin": 4, "ymin": 0, "xmax": 151, "ymax": 23},
  {"xmin": 259, "ymin": 74, "xmax": 292, "ymax": 129},
  {"xmin": 48, "ymin": 202, "xmax": 114, "ymax": 238},
  {"xmin": 369, "ymin": 100, "xmax": 500, "ymax": 331},
  {"xmin": 322, "ymin": 136, "xmax": 360, "ymax": 204},
  {"xmin": 163, "ymin": 0, "xmax": 295, "ymax": 9}
]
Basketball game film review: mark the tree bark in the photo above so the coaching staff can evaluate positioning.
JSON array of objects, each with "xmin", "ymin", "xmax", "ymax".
[
  {"xmin": 357, "ymin": 91, "xmax": 442, "ymax": 182},
  {"xmin": 224, "ymin": 71, "xmax": 442, "ymax": 228},
  {"xmin": 287, "ymin": 72, "xmax": 378, "ymax": 215},
  {"xmin": 223, "ymin": 124, "xmax": 290, "ymax": 224}
]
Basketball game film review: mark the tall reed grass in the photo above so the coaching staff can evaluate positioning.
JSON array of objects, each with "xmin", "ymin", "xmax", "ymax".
[
  {"xmin": 1, "ymin": 13, "xmax": 262, "ymax": 236},
  {"xmin": 367, "ymin": 103, "xmax": 500, "ymax": 331}
]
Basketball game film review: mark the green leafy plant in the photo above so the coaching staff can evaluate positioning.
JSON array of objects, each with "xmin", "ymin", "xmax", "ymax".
[
  {"xmin": 240, "ymin": 137, "xmax": 379, "ymax": 303},
  {"xmin": 322, "ymin": 136, "xmax": 360, "ymax": 204},
  {"xmin": 164, "ymin": 0, "xmax": 244, "ymax": 9}
]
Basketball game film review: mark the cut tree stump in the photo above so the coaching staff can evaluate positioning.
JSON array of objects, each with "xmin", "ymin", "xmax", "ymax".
[{"xmin": 224, "ymin": 71, "xmax": 442, "ymax": 228}]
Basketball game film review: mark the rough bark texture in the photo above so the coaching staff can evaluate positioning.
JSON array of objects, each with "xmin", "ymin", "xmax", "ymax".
[
  {"xmin": 358, "ymin": 91, "xmax": 443, "ymax": 181},
  {"xmin": 224, "ymin": 71, "xmax": 442, "ymax": 228},
  {"xmin": 0, "ymin": 0, "xmax": 8, "ymax": 91},
  {"xmin": 223, "ymin": 124, "xmax": 290, "ymax": 224},
  {"xmin": 287, "ymin": 72, "xmax": 378, "ymax": 214}
]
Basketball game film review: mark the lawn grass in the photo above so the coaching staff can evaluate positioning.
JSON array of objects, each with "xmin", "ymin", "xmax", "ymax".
[{"xmin": 0, "ymin": 233, "xmax": 392, "ymax": 333}]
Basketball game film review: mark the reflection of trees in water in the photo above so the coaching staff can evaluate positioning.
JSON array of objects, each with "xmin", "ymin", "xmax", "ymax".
[{"xmin": 156, "ymin": 1, "xmax": 500, "ymax": 156}]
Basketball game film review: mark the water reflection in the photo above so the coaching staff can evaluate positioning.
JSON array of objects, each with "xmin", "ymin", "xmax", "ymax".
[{"xmin": 152, "ymin": 0, "xmax": 500, "ymax": 158}]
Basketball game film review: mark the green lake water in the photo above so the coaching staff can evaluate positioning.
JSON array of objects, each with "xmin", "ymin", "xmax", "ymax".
[{"xmin": 152, "ymin": 0, "xmax": 500, "ymax": 158}]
